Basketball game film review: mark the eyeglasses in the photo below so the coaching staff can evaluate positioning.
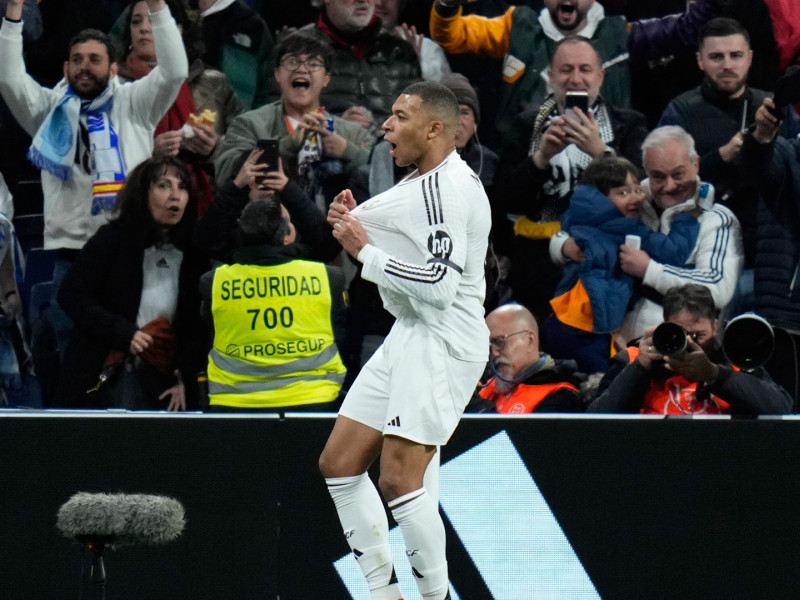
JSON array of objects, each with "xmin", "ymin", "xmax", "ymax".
[
  {"xmin": 489, "ymin": 330, "xmax": 531, "ymax": 351},
  {"xmin": 279, "ymin": 57, "xmax": 326, "ymax": 72}
]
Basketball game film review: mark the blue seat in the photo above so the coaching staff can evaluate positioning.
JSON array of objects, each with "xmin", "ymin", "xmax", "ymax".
[
  {"xmin": 21, "ymin": 247, "xmax": 55, "ymax": 321},
  {"xmin": 12, "ymin": 213, "xmax": 44, "ymax": 256},
  {"xmin": 28, "ymin": 281, "xmax": 52, "ymax": 324}
]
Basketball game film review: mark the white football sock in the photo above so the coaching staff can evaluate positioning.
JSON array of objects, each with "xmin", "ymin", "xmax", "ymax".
[
  {"xmin": 389, "ymin": 488, "xmax": 449, "ymax": 600},
  {"xmin": 326, "ymin": 474, "xmax": 403, "ymax": 600}
]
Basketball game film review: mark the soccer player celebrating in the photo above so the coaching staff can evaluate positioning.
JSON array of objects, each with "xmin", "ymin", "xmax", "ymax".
[{"xmin": 319, "ymin": 81, "xmax": 491, "ymax": 600}]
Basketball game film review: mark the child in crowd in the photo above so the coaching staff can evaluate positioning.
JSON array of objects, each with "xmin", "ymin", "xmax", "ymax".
[{"xmin": 542, "ymin": 156, "xmax": 700, "ymax": 373}]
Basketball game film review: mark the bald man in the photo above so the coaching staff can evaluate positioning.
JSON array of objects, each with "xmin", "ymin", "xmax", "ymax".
[{"xmin": 472, "ymin": 303, "xmax": 586, "ymax": 413}]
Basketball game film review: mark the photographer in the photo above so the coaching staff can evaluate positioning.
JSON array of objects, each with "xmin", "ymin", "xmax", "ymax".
[{"xmin": 587, "ymin": 284, "xmax": 792, "ymax": 415}]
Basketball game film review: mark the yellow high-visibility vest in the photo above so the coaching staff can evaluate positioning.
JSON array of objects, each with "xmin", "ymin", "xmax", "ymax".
[{"xmin": 208, "ymin": 260, "xmax": 346, "ymax": 408}]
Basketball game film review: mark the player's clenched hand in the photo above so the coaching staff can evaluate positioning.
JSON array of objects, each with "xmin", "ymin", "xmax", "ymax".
[
  {"xmin": 328, "ymin": 189, "xmax": 356, "ymax": 227},
  {"xmin": 333, "ymin": 213, "xmax": 368, "ymax": 259}
]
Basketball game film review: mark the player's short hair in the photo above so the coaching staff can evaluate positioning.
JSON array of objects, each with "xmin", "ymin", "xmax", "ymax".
[
  {"xmin": 663, "ymin": 284, "xmax": 718, "ymax": 322},
  {"xmin": 401, "ymin": 81, "xmax": 459, "ymax": 130},
  {"xmin": 641, "ymin": 125, "xmax": 699, "ymax": 166},
  {"xmin": 580, "ymin": 156, "xmax": 641, "ymax": 197},
  {"xmin": 238, "ymin": 199, "xmax": 291, "ymax": 247},
  {"xmin": 699, "ymin": 17, "xmax": 750, "ymax": 49}
]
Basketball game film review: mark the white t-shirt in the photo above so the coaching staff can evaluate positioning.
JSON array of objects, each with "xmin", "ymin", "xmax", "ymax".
[
  {"xmin": 136, "ymin": 244, "xmax": 183, "ymax": 327},
  {"xmin": 354, "ymin": 150, "xmax": 491, "ymax": 362}
]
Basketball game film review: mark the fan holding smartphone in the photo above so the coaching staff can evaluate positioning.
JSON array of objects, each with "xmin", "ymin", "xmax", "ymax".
[
  {"xmin": 498, "ymin": 38, "xmax": 648, "ymax": 323},
  {"xmin": 213, "ymin": 33, "xmax": 375, "ymax": 210}
]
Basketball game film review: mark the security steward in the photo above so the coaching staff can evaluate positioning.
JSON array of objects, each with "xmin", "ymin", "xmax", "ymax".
[{"xmin": 200, "ymin": 198, "xmax": 346, "ymax": 411}]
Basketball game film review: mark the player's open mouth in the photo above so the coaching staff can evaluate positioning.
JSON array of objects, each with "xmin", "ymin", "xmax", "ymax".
[{"xmin": 292, "ymin": 78, "xmax": 310, "ymax": 89}]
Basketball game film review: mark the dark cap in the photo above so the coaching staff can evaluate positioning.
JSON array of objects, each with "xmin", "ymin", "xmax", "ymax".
[{"xmin": 440, "ymin": 72, "xmax": 480, "ymax": 123}]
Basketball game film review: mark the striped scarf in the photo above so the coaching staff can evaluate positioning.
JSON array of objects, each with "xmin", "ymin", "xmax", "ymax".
[
  {"xmin": 528, "ymin": 95, "xmax": 614, "ymax": 221},
  {"xmin": 28, "ymin": 83, "xmax": 125, "ymax": 216}
]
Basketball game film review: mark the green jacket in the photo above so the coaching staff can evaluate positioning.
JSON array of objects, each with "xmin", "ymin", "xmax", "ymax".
[{"xmin": 214, "ymin": 101, "xmax": 374, "ymax": 186}]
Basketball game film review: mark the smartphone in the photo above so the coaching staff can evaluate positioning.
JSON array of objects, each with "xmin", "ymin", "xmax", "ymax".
[
  {"xmin": 565, "ymin": 90, "xmax": 590, "ymax": 119},
  {"xmin": 256, "ymin": 138, "xmax": 280, "ymax": 174},
  {"xmin": 624, "ymin": 234, "xmax": 642, "ymax": 251}
]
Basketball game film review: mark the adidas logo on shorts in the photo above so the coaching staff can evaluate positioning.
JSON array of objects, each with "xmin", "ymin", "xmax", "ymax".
[{"xmin": 387, "ymin": 416, "xmax": 401, "ymax": 427}]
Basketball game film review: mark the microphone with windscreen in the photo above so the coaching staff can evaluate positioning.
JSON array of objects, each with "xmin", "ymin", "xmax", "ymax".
[{"xmin": 57, "ymin": 492, "xmax": 185, "ymax": 600}]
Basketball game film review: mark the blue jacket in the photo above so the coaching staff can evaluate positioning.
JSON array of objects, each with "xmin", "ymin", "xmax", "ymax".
[{"xmin": 555, "ymin": 185, "xmax": 699, "ymax": 333}]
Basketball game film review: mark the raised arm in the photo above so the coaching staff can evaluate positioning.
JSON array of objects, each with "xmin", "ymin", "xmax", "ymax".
[
  {"xmin": 0, "ymin": 0, "xmax": 59, "ymax": 136},
  {"xmin": 4, "ymin": 0, "xmax": 22, "ymax": 21},
  {"xmin": 128, "ymin": 0, "xmax": 188, "ymax": 126},
  {"xmin": 429, "ymin": 1, "xmax": 513, "ymax": 59},
  {"xmin": 628, "ymin": 0, "xmax": 730, "ymax": 63}
]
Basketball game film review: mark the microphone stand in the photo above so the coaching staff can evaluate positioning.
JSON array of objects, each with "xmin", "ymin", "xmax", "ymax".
[{"xmin": 79, "ymin": 536, "xmax": 109, "ymax": 600}]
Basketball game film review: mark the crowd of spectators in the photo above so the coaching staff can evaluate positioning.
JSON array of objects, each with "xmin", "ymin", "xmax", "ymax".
[{"xmin": 0, "ymin": 0, "xmax": 798, "ymax": 415}]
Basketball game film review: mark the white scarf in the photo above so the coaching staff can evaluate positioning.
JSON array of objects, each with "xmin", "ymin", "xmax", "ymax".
[{"xmin": 28, "ymin": 83, "xmax": 125, "ymax": 215}]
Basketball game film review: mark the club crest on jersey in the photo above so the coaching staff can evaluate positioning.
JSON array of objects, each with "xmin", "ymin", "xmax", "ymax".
[{"xmin": 428, "ymin": 230, "xmax": 453, "ymax": 259}]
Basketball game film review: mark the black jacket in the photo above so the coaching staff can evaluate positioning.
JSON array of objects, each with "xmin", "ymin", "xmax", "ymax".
[
  {"xmin": 298, "ymin": 14, "xmax": 421, "ymax": 126},
  {"xmin": 57, "ymin": 223, "xmax": 208, "ymax": 408},
  {"xmin": 194, "ymin": 179, "xmax": 340, "ymax": 263},
  {"xmin": 739, "ymin": 134, "xmax": 800, "ymax": 330}
]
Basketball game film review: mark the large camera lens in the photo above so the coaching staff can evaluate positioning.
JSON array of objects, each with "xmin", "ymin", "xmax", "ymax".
[
  {"xmin": 723, "ymin": 313, "xmax": 774, "ymax": 371},
  {"xmin": 652, "ymin": 322, "xmax": 687, "ymax": 356}
]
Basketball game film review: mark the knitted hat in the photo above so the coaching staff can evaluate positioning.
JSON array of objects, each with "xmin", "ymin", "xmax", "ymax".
[{"xmin": 440, "ymin": 72, "xmax": 480, "ymax": 123}]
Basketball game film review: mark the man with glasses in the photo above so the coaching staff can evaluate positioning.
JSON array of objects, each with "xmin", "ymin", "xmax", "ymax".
[
  {"xmin": 215, "ymin": 31, "xmax": 374, "ymax": 208},
  {"xmin": 470, "ymin": 303, "xmax": 585, "ymax": 413}
]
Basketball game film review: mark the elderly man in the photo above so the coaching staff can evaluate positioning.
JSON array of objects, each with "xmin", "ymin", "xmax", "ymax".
[
  {"xmin": 587, "ymin": 284, "xmax": 792, "ymax": 415},
  {"xmin": 429, "ymin": 0, "xmax": 727, "ymax": 143},
  {"xmin": 301, "ymin": 0, "xmax": 421, "ymax": 133},
  {"xmin": 470, "ymin": 303, "xmax": 585, "ymax": 413},
  {"xmin": 555, "ymin": 125, "xmax": 744, "ymax": 343},
  {"xmin": 215, "ymin": 32, "xmax": 374, "ymax": 212},
  {"xmin": 496, "ymin": 36, "xmax": 648, "ymax": 321}
]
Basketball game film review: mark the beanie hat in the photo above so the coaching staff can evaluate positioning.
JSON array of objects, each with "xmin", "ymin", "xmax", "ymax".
[{"xmin": 440, "ymin": 72, "xmax": 480, "ymax": 123}]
